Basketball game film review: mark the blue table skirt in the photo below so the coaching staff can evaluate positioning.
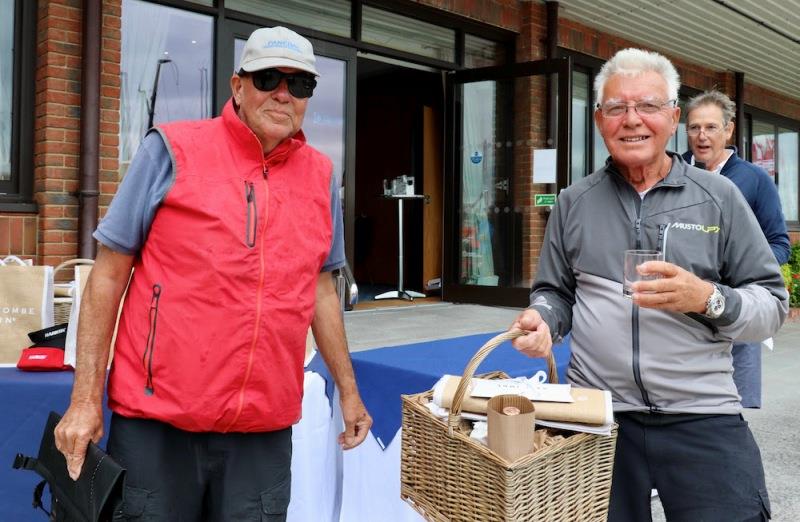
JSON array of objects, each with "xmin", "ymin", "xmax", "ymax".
[
  {"xmin": 307, "ymin": 332, "xmax": 571, "ymax": 448},
  {"xmin": 0, "ymin": 368, "xmax": 112, "ymax": 521}
]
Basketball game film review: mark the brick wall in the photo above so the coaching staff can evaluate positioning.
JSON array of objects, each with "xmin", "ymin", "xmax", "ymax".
[
  {"xmin": 415, "ymin": 0, "xmax": 520, "ymax": 31},
  {"xmin": 0, "ymin": 215, "xmax": 38, "ymax": 259},
  {"xmin": 0, "ymin": 0, "xmax": 122, "ymax": 266},
  {"xmin": 35, "ymin": 0, "xmax": 83, "ymax": 267},
  {"xmin": 516, "ymin": 1, "xmax": 549, "ymax": 286}
]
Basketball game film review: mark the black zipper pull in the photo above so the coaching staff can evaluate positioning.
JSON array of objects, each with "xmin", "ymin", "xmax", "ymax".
[
  {"xmin": 143, "ymin": 284, "xmax": 162, "ymax": 396},
  {"xmin": 634, "ymin": 218, "xmax": 642, "ymax": 249},
  {"xmin": 245, "ymin": 182, "xmax": 257, "ymax": 247},
  {"xmin": 657, "ymin": 223, "xmax": 666, "ymax": 254}
]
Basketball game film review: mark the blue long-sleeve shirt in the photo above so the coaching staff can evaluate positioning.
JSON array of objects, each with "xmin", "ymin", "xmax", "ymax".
[{"xmin": 683, "ymin": 147, "xmax": 790, "ymax": 265}]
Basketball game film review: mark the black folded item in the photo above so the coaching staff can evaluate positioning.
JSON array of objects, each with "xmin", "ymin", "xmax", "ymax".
[
  {"xmin": 12, "ymin": 411, "xmax": 125, "ymax": 521},
  {"xmin": 28, "ymin": 323, "xmax": 69, "ymax": 348}
]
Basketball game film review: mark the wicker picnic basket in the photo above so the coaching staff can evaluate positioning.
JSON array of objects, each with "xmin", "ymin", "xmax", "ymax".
[
  {"xmin": 400, "ymin": 330, "xmax": 618, "ymax": 521},
  {"xmin": 53, "ymin": 258, "xmax": 94, "ymax": 324}
]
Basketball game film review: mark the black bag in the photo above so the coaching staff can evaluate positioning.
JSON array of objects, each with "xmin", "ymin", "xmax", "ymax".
[{"xmin": 12, "ymin": 411, "xmax": 125, "ymax": 521}]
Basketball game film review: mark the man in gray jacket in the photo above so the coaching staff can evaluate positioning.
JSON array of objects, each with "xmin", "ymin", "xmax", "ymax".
[{"xmin": 512, "ymin": 48, "xmax": 787, "ymax": 521}]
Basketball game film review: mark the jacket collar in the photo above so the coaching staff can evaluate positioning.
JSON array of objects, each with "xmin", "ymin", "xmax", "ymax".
[
  {"xmin": 682, "ymin": 146, "xmax": 740, "ymax": 176},
  {"xmin": 605, "ymin": 151, "xmax": 689, "ymax": 189},
  {"xmin": 221, "ymin": 98, "xmax": 307, "ymax": 167}
]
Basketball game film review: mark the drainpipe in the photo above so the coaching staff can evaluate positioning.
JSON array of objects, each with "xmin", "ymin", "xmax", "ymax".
[
  {"xmin": 545, "ymin": 1, "xmax": 559, "ymax": 199},
  {"xmin": 78, "ymin": 0, "xmax": 101, "ymax": 259},
  {"xmin": 545, "ymin": 1, "xmax": 559, "ymax": 144},
  {"xmin": 734, "ymin": 71, "xmax": 745, "ymax": 158}
]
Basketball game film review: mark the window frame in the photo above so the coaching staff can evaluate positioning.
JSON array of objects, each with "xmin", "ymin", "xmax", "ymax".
[
  {"xmin": 744, "ymin": 106, "xmax": 800, "ymax": 230},
  {"xmin": 0, "ymin": 0, "xmax": 37, "ymax": 211}
]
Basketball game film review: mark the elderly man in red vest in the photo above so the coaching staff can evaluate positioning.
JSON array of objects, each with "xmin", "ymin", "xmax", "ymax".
[{"xmin": 55, "ymin": 26, "xmax": 371, "ymax": 520}]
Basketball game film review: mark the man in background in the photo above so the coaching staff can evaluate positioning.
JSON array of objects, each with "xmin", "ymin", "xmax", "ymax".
[{"xmin": 683, "ymin": 90, "xmax": 790, "ymax": 408}]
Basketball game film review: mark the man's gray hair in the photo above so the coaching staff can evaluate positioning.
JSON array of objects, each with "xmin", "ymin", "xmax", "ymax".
[
  {"xmin": 686, "ymin": 90, "xmax": 737, "ymax": 125},
  {"xmin": 594, "ymin": 48, "xmax": 680, "ymax": 104}
]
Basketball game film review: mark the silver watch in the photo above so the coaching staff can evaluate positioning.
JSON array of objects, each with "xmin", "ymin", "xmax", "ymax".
[{"xmin": 704, "ymin": 283, "xmax": 725, "ymax": 319}]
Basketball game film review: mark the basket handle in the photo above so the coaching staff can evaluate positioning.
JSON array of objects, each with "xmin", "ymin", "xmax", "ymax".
[
  {"xmin": 0, "ymin": 255, "xmax": 30, "ymax": 266},
  {"xmin": 447, "ymin": 329, "xmax": 558, "ymax": 434},
  {"xmin": 54, "ymin": 258, "xmax": 95, "ymax": 278}
]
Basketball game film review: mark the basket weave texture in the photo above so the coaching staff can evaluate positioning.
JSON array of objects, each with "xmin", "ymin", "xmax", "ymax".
[
  {"xmin": 400, "ymin": 330, "xmax": 618, "ymax": 521},
  {"xmin": 53, "ymin": 259, "xmax": 94, "ymax": 324}
]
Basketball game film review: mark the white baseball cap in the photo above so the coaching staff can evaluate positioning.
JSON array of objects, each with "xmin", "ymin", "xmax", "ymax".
[{"xmin": 238, "ymin": 26, "xmax": 319, "ymax": 77}]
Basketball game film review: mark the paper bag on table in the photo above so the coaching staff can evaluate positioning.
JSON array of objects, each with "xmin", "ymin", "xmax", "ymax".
[
  {"xmin": 0, "ymin": 256, "xmax": 54, "ymax": 363},
  {"xmin": 435, "ymin": 375, "xmax": 610, "ymax": 426},
  {"xmin": 487, "ymin": 395, "xmax": 535, "ymax": 462}
]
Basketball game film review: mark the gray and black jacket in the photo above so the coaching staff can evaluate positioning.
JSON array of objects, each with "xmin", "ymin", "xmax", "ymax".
[{"xmin": 531, "ymin": 152, "xmax": 788, "ymax": 414}]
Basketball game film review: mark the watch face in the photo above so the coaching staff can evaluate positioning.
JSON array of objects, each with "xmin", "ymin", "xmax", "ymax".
[{"xmin": 707, "ymin": 289, "xmax": 725, "ymax": 318}]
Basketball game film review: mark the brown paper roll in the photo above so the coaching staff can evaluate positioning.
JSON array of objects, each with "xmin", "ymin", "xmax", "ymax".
[
  {"xmin": 440, "ymin": 376, "xmax": 608, "ymax": 425},
  {"xmin": 487, "ymin": 395, "xmax": 535, "ymax": 463}
]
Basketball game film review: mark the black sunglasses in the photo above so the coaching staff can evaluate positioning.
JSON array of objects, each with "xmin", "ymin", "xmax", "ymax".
[{"xmin": 243, "ymin": 68, "xmax": 317, "ymax": 99}]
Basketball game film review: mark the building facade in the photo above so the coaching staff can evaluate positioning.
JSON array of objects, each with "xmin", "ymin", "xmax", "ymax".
[{"xmin": 2, "ymin": 0, "xmax": 798, "ymax": 306}]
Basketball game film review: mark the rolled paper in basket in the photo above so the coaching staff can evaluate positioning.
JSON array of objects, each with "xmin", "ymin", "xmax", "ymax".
[
  {"xmin": 487, "ymin": 394, "xmax": 535, "ymax": 463},
  {"xmin": 437, "ymin": 375, "xmax": 610, "ymax": 426}
]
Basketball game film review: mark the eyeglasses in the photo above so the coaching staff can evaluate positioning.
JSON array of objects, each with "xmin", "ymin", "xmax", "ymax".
[
  {"xmin": 686, "ymin": 123, "xmax": 726, "ymax": 137},
  {"xmin": 244, "ymin": 68, "xmax": 317, "ymax": 99},
  {"xmin": 596, "ymin": 99, "xmax": 677, "ymax": 118}
]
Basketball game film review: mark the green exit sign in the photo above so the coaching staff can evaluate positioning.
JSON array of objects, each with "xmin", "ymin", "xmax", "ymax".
[{"xmin": 535, "ymin": 194, "xmax": 556, "ymax": 206}]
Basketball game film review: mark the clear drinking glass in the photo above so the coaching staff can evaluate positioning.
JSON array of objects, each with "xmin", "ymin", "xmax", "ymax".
[{"xmin": 623, "ymin": 249, "xmax": 664, "ymax": 298}]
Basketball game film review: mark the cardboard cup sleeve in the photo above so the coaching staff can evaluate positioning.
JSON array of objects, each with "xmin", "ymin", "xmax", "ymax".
[{"xmin": 487, "ymin": 394, "xmax": 535, "ymax": 462}]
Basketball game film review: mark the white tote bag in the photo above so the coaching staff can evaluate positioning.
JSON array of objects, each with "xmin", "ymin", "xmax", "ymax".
[{"xmin": 65, "ymin": 262, "xmax": 94, "ymax": 367}]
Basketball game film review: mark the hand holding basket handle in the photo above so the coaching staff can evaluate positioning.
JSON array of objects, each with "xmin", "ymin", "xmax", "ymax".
[{"xmin": 447, "ymin": 329, "xmax": 557, "ymax": 436}]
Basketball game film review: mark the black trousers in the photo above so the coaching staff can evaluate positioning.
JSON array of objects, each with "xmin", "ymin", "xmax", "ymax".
[
  {"xmin": 107, "ymin": 413, "xmax": 292, "ymax": 521},
  {"xmin": 608, "ymin": 412, "xmax": 771, "ymax": 522}
]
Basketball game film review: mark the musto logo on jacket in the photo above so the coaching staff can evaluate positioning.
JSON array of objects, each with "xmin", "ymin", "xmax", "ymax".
[{"xmin": 668, "ymin": 222, "xmax": 720, "ymax": 234}]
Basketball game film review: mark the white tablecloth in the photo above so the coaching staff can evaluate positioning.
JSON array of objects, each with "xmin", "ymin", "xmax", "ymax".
[{"xmin": 291, "ymin": 373, "xmax": 422, "ymax": 522}]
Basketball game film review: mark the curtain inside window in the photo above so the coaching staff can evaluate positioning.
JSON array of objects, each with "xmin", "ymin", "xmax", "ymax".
[
  {"xmin": 460, "ymin": 81, "xmax": 497, "ymax": 285},
  {"xmin": 120, "ymin": 0, "xmax": 171, "ymax": 173}
]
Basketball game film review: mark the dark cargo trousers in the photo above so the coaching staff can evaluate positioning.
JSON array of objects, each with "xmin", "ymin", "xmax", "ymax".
[
  {"xmin": 608, "ymin": 412, "xmax": 770, "ymax": 522},
  {"xmin": 107, "ymin": 413, "xmax": 292, "ymax": 521}
]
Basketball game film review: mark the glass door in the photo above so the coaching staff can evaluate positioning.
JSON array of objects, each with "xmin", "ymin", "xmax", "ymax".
[{"xmin": 443, "ymin": 59, "xmax": 571, "ymax": 306}]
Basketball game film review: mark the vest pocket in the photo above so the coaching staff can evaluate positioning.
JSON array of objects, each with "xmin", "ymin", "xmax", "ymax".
[
  {"xmin": 142, "ymin": 284, "xmax": 162, "ymax": 396},
  {"xmin": 245, "ymin": 181, "xmax": 257, "ymax": 248}
]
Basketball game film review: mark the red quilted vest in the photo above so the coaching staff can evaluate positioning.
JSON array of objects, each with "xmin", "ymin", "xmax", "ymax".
[{"xmin": 107, "ymin": 100, "xmax": 333, "ymax": 432}]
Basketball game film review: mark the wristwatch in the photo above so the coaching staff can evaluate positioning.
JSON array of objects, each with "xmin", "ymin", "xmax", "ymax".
[{"xmin": 703, "ymin": 283, "xmax": 725, "ymax": 319}]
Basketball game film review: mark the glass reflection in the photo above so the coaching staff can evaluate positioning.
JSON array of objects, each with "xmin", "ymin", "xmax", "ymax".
[
  {"xmin": 778, "ymin": 128, "xmax": 798, "ymax": 221},
  {"xmin": 227, "ymin": 0, "xmax": 351, "ymax": 38},
  {"xmin": 0, "ymin": 0, "xmax": 13, "ymax": 181},
  {"xmin": 464, "ymin": 34, "xmax": 505, "ymax": 68},
  {"xmin": 119, "ymin": 0, "xmax": 213, "ymax": 175},
  {"xmin": 362, "ymin": 5, "xmax": 455, "ymax": 62},
  {"xmin": 460, "ymin": 81, "xmax": 499, "ymax": 286},
  {"xmin": 571, "ymin": 71, "xmax": 588, "ymax": 183},
  {"xmin": 752, "ymin": 120, "xmax": 775, "ymax": 177}
]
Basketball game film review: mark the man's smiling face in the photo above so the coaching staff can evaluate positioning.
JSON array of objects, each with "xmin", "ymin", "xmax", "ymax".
[{"xmin": 595, "ymin": 71, "xmax": 680, "ymax": 172}]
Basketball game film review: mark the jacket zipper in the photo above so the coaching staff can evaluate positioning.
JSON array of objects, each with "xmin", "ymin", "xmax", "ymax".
[
  {"xmin": 657, "ymin": 223, "xmax": 668, "ymax": 259},
  {"xmin": 143, "ymin": 284, "xmax": 162, "ymax": 396},
  {"xmin": 631, "ymin": 215, "xmax": 655, "ymax": 410},
  {"xmin": 225, "ymin": 165, "xmax": 269, "ymax": 430},
  {"xmin": 245, "ymin": 181, "xmax": 257, "ymax": 248}
]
